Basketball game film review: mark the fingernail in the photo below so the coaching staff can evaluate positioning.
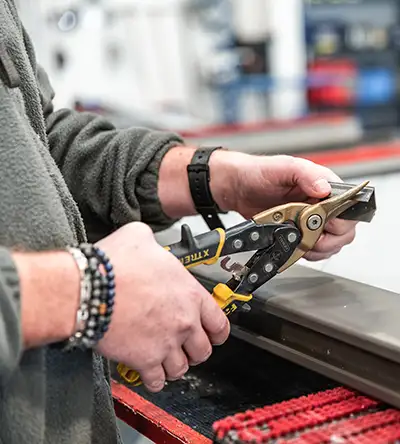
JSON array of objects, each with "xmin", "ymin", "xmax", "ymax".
[{"xmin": 313, "ymin": 179, "xmax": 330, "ymax": 195}]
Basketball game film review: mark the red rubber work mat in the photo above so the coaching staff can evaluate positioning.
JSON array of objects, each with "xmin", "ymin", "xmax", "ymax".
[{"xmin": 213, "ymin": 387, "xmax": 400, "ymax": 444}]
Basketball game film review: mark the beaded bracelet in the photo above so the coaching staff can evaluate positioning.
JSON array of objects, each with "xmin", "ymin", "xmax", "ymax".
[
  {"xmin": 64, "ymin": 243, "xmax": 116, "ymax": 351},
  {"xmin": 67, "ymin": 247, "xmax": 91, "ymax": 337},
  {"xmin": 81, "ymin": 244, "xmax": 116, "ymax": 345}
]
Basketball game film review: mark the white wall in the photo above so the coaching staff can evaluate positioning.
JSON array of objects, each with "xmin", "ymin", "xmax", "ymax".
[
  {"xmin": 19, "ymin": 0, "xmax": 196, "ymax": 112},
  {"xmin": 18, "ymin": 0, "xmax": 307, "ymax": 122},
  {"xmin": 268, "ymin": 0, "xmax": 307, "ymax": 119}
]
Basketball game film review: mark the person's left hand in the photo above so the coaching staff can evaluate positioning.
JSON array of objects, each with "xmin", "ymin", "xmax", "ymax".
[{"xmin": 226, "ymin": 154, "xmax": 357, "ymax": 262}]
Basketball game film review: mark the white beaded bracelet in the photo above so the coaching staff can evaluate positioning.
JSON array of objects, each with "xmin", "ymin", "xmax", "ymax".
[{"xmin": 64, "ymin": 247, "xmax": 92, "ymax": 350}]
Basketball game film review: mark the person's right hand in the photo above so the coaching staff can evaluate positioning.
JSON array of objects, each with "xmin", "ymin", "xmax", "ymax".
[{"xmin": 95, "ymin": 222, "xmax": 230, "ymax": 392}]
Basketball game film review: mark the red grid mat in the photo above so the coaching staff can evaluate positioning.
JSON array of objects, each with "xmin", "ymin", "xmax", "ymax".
[{"xmin": 213, "ymin": 388, "xmax": 400, "ymax": 444}]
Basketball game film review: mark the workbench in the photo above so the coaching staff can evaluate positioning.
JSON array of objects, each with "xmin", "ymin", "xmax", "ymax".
[
  {"xmin": 112, "ymin": 336, "xmax": 336, "ymax": 443},
  {"xmin": 112, "ymin": 261, "xmax": 400, "ymax": 443}
]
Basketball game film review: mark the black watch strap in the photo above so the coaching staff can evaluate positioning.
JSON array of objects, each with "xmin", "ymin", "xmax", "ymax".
[{"xmin": 187, "ymin": 147, "xmax": 225, "ymax": 230}]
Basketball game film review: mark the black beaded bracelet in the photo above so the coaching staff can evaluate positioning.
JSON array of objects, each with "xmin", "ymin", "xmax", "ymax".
[
  {"xmin": 90, "ymin": 246, "xmax": 115, "ymax": 339},
  {"xmin": 63, "ymin": 243, "xmax": 116, "ymax": 351}
]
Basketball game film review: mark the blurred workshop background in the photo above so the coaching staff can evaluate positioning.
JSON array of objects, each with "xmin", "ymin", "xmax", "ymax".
[{"xmin": 14, "ymin": 0, "xmax": 400, "ymax": 441}]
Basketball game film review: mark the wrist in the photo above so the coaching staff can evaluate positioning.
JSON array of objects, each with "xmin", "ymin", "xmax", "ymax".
[
  {"xmin": 208, "ymin": 148, "xmax": 241, "ymax": 213},
  {"xmin": 158, "ymin": 145, "xmax": 196, "ymax": 218},
  {"xmin": 62, "ymin": 244, "xmax": 116, "ymax": 351},
  {"xmin": 15, "ymin": 251, "xmax": 80, "ymax": 349},
  {"xmin": 158, "ymin": 145, "xmax": 242, "ymax": 218}
]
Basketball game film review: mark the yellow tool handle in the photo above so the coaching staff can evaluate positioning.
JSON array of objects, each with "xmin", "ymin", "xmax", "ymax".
[
  {"xmin": 117, "ymin": 224, "xmax": 252, "ymax": 385},
  {"xmin": 166, "ymin": 226, "xmax": 226, "ymax": 268},
  {"xmin": 117, "ymin": 283, "xmax": 252, "ymax": 385},
  {"xmin": 117, "ymin": 225, "xmax": 228, "ymax": 385}
]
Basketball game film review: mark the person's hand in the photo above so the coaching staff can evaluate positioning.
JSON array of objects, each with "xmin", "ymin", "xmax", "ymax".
[
  {"xmin": 95, "ymin": 222, "xmax": 230, "ymax": 392},
  {"xmin": 220, "ymin": 154, "xmax": 357, "ymax": 262}
]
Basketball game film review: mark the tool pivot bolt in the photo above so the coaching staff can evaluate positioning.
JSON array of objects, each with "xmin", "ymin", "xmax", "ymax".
[
  {"xmin": 250, "ymin": 231, "xmax": 260, "ymax": 242},
  {"xmin": 287, "ymin": 232, "xmax": 297, "ymax": 243},
  {"xmin": 248, "ymin": 273, "xmax": 258, "ymax": 284},
  {"xmin": 264, "ymin": 263, "xmax": 274, "ymax": 273},
  {"xmin": 273, "ymin": 212, "xmax": 283, "ymax": 222},
  {"xmin": 307, "ymin": 214, "xmax": 323, "ymax": 231},
  {"xmin": 233, "ymin": 239, "xmax": 243, "ymax": 250}
]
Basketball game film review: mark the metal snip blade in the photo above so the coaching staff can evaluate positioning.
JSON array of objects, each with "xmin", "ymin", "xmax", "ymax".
[{"xmin": 325, "ymin": 181, "xmax": 376, "ymax": 223}]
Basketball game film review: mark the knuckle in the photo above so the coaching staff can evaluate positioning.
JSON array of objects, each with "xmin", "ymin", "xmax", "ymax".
[
  {"xmin": 213, "ymin": 327, "xmax": 230, "ymax": 346},
  {"xmin": 209, "ymin": 314, "xmax": 228, "ymax": 337},
  {"xmin": 313, "ymin": 238, "xmax": 328, "ymax": 253},
  {"xmin": 329, "ymin": 219, "xmax": 347, "ymax": 235},
  {"xmin": 176, "ymin": 362, "xmax": 190, "ymax": 377},
  {"xmin": 141, "ymin": 368, "xmax": 166, "ymax": 393},
  {"xmin": 146, "ymin": 380, "xmax": 165, "ymax": 393},
  {"xmin": 214, "ymin": 316, "xmax": 229, "ymax": 336},
  {"xmin": 169, "ymin": 363, "xmax": 189, "ymax": 380},
  {"xmin": 347, "ymin": 229, "xmax": 356, "ymax": 244},
  {"xmin": 294, "ymin": 156, "xmax": 312, "ymax": 168},
  {"xmin": 277, "ymin": 154, "xmax": 296, "ymax": 164},
  {"xmin": 191, "ymin": 346, "xmax": 212, "ymax": 366},
  {"xmin": 177, "ymin": 316, "xmax": 195, "ymax": 334},
  {"xmin": 304, "ymin": 251, "xmax": 322, "ymax": 262},
  {"xmin": 322, "ymin": 166, "xmax": 341, "ymax": 182},
  {"xmin": 327, "ymin": 219, "xmax": 357, "ymax": 236},
  {"xmin": 206, "ymin": 312, "xmax": 230, "ymax": 346},
  {"xmin": 141, "ymin": 355, "xmax": 162, "ymax": 370},
  {"xmin": 129, "ymin": 221, "xmax": 153, "ymax": 237},
  {"xmin": 203, "ymin": 346, "xmax": 213, "ymax": 361}
]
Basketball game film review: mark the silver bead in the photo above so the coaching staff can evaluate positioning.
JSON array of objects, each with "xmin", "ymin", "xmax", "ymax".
[
  {"xmin": 89, "ymin": 257, "xmax": 98, "ymax": 270},
  {"xmin": 82, "ymin": 337, "xmax": 94, "ymax": 348}
]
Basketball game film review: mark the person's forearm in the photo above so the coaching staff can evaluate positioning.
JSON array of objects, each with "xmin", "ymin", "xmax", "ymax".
[
  {"xmin": 158, "ymin": 146, "xmax": 243, "ymax": 219},
  {"xmin": 13, "ymin": 251, "xmax": 79, "ymax": 349}
]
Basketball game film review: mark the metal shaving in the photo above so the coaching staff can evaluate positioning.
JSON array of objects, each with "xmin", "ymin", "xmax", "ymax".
[{"xmin": 181, "ymin": 374, "xmax": 203, "ymax": 390}]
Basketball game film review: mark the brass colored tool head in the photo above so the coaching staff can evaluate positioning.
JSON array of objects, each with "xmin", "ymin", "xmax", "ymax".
[{"xmin": 252, "ymin": 180, "xmax": 370, "ymax": 272}]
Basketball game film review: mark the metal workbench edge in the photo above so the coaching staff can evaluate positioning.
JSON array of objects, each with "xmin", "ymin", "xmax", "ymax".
[
  {"xmin": 191, "ymin": 261, "xmax": 400, "ymax": 366},
  {"xmin": 189, "ymin": 262, "xmax": 400, "ymax": 408}
]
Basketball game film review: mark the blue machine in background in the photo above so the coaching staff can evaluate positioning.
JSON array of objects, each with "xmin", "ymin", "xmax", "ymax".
[
  {"xmin": 198, "ymin": 0, "xmax": 400, "ymax": 130},
  {"xmin": 304, "ymin": 0, "xmax": 400, "ymax": 133}
]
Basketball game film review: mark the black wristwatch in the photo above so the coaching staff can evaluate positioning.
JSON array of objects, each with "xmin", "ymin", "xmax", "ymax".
[{"xmin": 187, "ymin": 147, "xmax": 225, "ymax": 230}]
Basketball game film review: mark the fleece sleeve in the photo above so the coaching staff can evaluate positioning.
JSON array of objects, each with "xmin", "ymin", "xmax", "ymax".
[
  {"xmin": 35, "ymin": 66, "xmax": 184, "ymax": 241},
  {"xmin": 0, "ymin": 248, "xmax": 21, "ymax": 386}
]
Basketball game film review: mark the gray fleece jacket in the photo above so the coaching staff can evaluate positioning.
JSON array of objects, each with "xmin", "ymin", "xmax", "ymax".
[{"xmin": 0, "ymin": 1, "xmax": 183, "ymax": 443}]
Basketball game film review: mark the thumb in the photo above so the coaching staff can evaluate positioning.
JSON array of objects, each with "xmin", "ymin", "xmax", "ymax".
[{"xmin": 292, "ymin": 159, "xmax": 340, "ymax": 199}]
